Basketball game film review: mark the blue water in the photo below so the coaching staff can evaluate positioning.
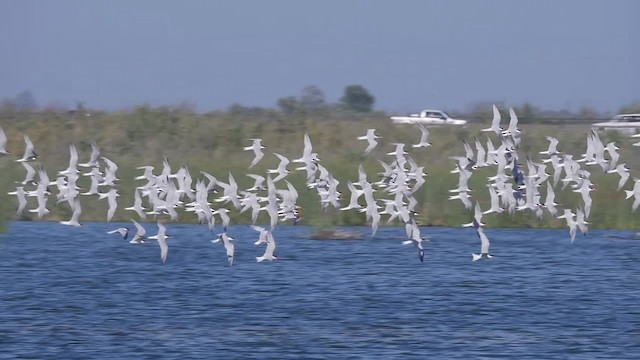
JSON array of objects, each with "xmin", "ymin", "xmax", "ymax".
[{"xmin": 1, "ymin": 222, "xmax": 640, "ymax": 359}]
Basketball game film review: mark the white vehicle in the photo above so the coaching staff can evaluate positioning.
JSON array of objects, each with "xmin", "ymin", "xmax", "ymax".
[
  {"xmin": 592, "ymin": 114, "xmax": 640, "ymax": 134},
  {"xmin": 390, "ymin": 109, "xmax": 467, "ymax": 126}
]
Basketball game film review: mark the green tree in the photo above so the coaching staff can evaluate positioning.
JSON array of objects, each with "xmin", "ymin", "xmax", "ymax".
[
  {"xmin": 340, "ymin": 85, "xmax": 375, "ymax": 112},
  {"xmin": 14, "ymin": 90, "xmax": 37, "ymax": 111},
  {"xmin": 514, "ymin": 102, "xmax": 539, "ymax": 123},
  {"xmin": 619, "ymin": 101, "xmax": 640, "ymax": 114},
  {"xmin": 577, "ymin": 105, "xmax": 601, "ymax": 120},
  {"xmin": 300, "ymin": 85, "xmax": 326, "ymax": 111},
  {"xmin": 276, "ymin": 96, "xmax": 301, "ymax": 115},
  {"xmin": 467, "ymin": 101, "xmax": 506, "ymax": 124}
]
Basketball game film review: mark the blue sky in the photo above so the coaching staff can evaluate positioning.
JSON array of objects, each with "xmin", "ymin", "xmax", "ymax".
[{"xmin": 0, "ymin": 0, "xmax": 637, "ymax": 113}]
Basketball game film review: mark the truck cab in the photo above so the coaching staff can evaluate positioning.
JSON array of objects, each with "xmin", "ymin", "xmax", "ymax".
[{"xmin": 390, "ymin": 109, "xmax": 468, "ymax": 126}]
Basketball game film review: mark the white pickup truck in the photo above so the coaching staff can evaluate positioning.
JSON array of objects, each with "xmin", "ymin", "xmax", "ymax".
[
  {"xmin": 591, "ymin": 114, "xmax": 640, "ymax": 135},
  {"xmin": 390, "ymin": 109, "xmax": 468, "ymax": 126}
]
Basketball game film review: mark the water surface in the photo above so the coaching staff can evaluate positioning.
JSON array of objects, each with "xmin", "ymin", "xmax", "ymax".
[{"xmin": 1, "ymin": 222, "xmax": 640, "ymax": 359}]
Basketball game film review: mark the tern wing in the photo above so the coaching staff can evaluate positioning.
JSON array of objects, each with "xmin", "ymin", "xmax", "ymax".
[
  {"xmin": 477, "ymin": 227, "xmax": 490, "ymax": 254},
  {"xmin": 158, "ymin": 235, "xmax": 168, "ymax": 263}
]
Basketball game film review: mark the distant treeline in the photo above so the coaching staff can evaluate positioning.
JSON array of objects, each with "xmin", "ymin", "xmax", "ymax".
[
  {"xmin": 5, "ymin": 87, "xmax": 640, "ymax": 123},
  {"xmin": 1, "ymin": 94, "xmax": 640, "ymax": 232}
]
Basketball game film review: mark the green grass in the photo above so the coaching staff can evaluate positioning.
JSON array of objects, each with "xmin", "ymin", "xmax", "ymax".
[{"xmin": 1, "ymin": 106, "xmax": 640, "ymax": 230}]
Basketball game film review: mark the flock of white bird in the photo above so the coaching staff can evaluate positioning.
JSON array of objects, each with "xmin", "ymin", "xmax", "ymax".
[{"xmin": 2, "ymin": 104, "xmax": 640, "ymax": 265}]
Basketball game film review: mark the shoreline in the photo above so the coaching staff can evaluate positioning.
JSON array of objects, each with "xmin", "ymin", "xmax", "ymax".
[{"xmin": 1, "ymin": 219, "xmax": 639, "ymax": 232}]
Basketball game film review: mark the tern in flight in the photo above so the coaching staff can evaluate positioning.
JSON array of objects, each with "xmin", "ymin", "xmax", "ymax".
[
  {"xmin": 402, "ymin": 220, "xmax": 428, "ymax": 262},
  {"xmin": 472, "ymin": 226, "xmax": 493, "ymax": 261},
  {"xmin": 501, "ymin": 107, "xmax": 521, "ymax": 137},
  {"xmin": 540, "ymin": 136, "xmax": 561, "ymax": 157},
  {"xmin": 0, "ymin": 126, "xmax": 10, "ymax": 155},
  {"xmin": 256, "ymin": 231, "xmax": 278, "ymax": 262},
  {"xmin": 481, "ymin": 104, "xmax": 502, "ymax": 136},
  {"xmin": 243, "ymin": 138, "xmax": 265, "ymax": 168},
  {"xmin": 60, "ymin": 199, "xmax": 82, "ymax": 227},
  {"xmin": 124, "ymin": 189, "xmax": 147, "ymax": 220},
  {"xmin": 79, "ymin": 142, "xmax": 101, "ymax": 168},
  {"xmin": 250, "ymin": 225, "xmax": 270, "ymax": 245},
  {"xmin": 412, "ymin": 124, "xmax": 431, "ymax": 148},
  {"xmin": 246, "ymin": 174, "xmax": 266, "ymax": 191},
  {"xmin": 463, "ymin": 202, "xmax": 485, "ymax": 228},
  {"xmin": 213, "ymin": 208, "xmax": 231, "ymax": 231},
  {"xmin": 58, "ymin": 144, "xmax": 79, "ymax": 176},
  {"xmin": 130, "ymin": 220, "xmax": 147, "ymax": 244},
  {"xmin": 607, "ymin": 163, "xmax": 630, "ymax": 191},
  {"xmin": 212, "ymin": 232, "xmax": 235, "ymax": 266},
  {"xmin": 558, "ymin": 209, "xmax": 578, "ymax": 243},
  {"xmin": 99, "ymin": 188, "xmax": 120, "ymax": 222},
  {"xmin": 148, "ymin": 222, "xmax": 170, "ymax": 263},
  {"xmin": 8, "ymin": 186, "xmax": 27, "ymax": 216},
  {"xmin": 19, "ymin": 162, "xmax": 37, "ymax": 186},
  {"xmin": 16, "ymin": 134, "xmax": 38, "ymax": 162},
  {"xmin": 357, "ymin": 129, "xmax": 381, "ymax": 155},
  {"xmin": 107, "ymin": 227, "xmax": 129, "ymax": 240},
  {"xmin": 482, "ymin": 185, "xmax": 504, "ymax": 215},
  {"xmin": 267, "ymin": 153, "xmax": 290, "ymax": 183}
]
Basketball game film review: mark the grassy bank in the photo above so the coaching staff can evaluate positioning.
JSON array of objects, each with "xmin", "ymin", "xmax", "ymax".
[{"xmin": 1, "ymin": 106, "xmax": 639, "ymax": 231}]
